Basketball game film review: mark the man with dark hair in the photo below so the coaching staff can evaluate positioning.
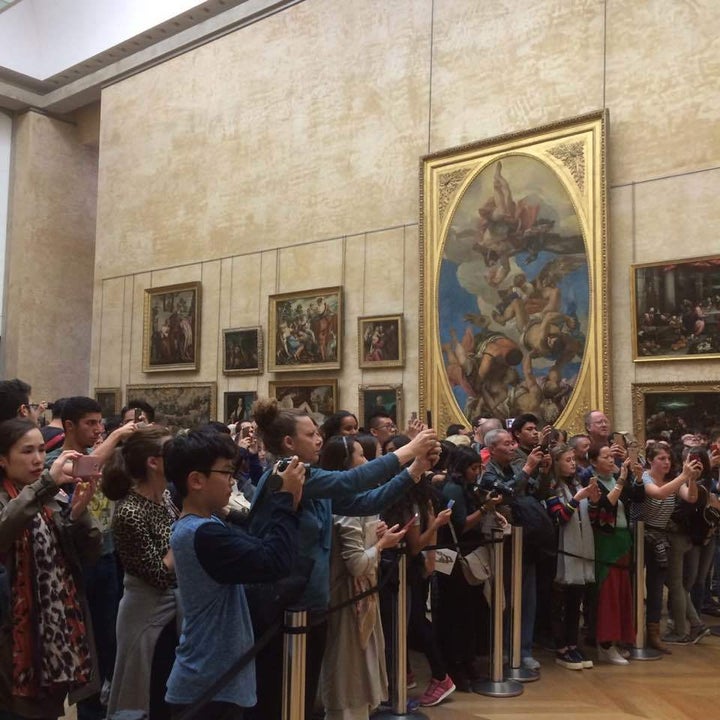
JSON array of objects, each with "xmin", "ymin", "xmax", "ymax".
[
  {"xmin": 446, "ymin": 422, "xmax": 469, "ymax": 438},
  {"xmin": 120, "ymin": 399, "xmax": 156, "ymax": 425},
  {"xmin": 0, "ymin": 377, "xmax": 39, "ymax": 424},
  {"xmin": 367, "ymin": 411, "xmax": 397, "ymax": 450},
  {"xmin": 163, "ymin": 430, "xmax": 302, "ymax": 718}
]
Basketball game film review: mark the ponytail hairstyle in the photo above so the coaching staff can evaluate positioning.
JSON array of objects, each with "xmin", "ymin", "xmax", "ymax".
[
  {"xmin": 101, "ymin": 425, "xmax": 170, "ymax": 501},
  {"xmin": 252, "ymin": 397, "xmax": 310, "ymax": 457}
]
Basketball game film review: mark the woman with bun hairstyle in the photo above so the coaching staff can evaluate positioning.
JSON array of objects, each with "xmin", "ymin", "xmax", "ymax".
[
  {"xmin": 102, "ymin": 425, "xmax": 179, "ymax": 720},
  {"xmin": 0, "ymin": 418, "xmax": 101, "ymax": 720},
  {"xmin": 247, "ymin": 398, "xmax": 440, "ymax": 720}
]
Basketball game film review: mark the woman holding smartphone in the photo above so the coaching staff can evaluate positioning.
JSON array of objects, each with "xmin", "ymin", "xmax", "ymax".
[
  {"xmin": 0, "ymin": 418, "xmax": 101, "ymax": 720},
  {"xmin": 248, "ymin": 398, "xmax": 439, "ymax": 720}
]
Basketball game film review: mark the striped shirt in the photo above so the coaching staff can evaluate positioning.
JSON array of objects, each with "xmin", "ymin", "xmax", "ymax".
[{"xmin": 640, "ymin": 471, "xmax": 676, "ymax": 530}]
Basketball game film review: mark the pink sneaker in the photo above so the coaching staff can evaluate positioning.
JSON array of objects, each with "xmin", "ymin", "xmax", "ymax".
[{"xmin": 419, "ymin": 674, "xmax": 456, "ymax": 707}]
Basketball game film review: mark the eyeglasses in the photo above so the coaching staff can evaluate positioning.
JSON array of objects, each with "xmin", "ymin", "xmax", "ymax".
[
  {"xmin": 208, "ymin": 469, "xmax": 235, "ymax": 480},
  {"xmin": 376, "ymin": 422, "xmax": 396, "ymax": 431}
]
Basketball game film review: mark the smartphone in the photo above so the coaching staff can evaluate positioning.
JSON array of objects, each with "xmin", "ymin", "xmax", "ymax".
[
  {"xmin": 410, "ymin": 411, "xmax": 418, "ymax": 422},
  {"xmin": 240, "ymin": 425, "xmax": 252, "ymax": 439},
  {"xmin": 72, "ymin": 455, "xmax": 100, "ymax": 479},
  {"xmin": 446, "ymin": 499, "xmax": 455, "ymax": 510},
  {"xmin": 628, "ymin": 445, "xmax": 639, "ymax": 463},
  {"xmin": 134, "ymin": 407, "xmax": 142, "ymax": 423},
  {"xmin": 505, "ymin": 417, "xmax": 515, "ymax": 430},
  {"xmin": 426, "ymin": 410, "xmax": 433, "ymax": 429}
]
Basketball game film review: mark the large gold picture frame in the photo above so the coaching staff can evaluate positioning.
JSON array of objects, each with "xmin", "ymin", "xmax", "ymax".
[
  {"xmin": 420, "ymin": 112, "xmax": 609, "ymax": 434},
  {"xmin": 631, "ymin": 381, "xmax": 720, "ymax": 447},
  {"xmin": 630, "ymin": 255, "xmax": 720, "ymax": 362}
]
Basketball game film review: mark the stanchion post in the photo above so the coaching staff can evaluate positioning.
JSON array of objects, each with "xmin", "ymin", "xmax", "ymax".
[
  {"xmin": 282, "ymin": 608, "xmax": 308, "ymax": 720},
  {"xmin": 374, "ymin": 546, "xmax": 427, "ymax": 719},
  {"xmin": 630, "ymin": 520, "xmax": 662, "ymax": 661},
  {"xmin": 505, "ymin": 526, "xmax": 539, "ymax": 682},
  {"xmin": 474, "ymin": 529, "xmax": 523, "ymax": 697}
]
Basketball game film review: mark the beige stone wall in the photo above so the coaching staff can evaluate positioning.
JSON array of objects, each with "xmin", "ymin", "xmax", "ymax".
[
  {"xmin": 3, "ymin": 110, "xmax": 98, "ymax": 401},
  {"xmin": 92, "ymin": 0, "xmax": 720, "ymax": 428}
]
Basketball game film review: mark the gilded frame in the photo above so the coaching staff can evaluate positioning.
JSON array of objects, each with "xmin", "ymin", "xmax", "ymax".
[
  {"xmin": 268, "ymin": 287, "xmax": 342, "ymax": 372},
  {"xmin": 631, "ymin": 381, "xmax": 720, "ymax": 447},
  {"xmin": 630, "ymin": 255, "xmax": 720, "ymax": 362},
  {"xmin": 223, "ymin": 391, "xmax": 258, "ymax": 424},
  {"xmin": 420, "ymin": 111, "xmax": 609, "ymax": 435},
  {"xmin": 94, "ymin": 387, "xmax": 121, "ymax": 418},
  {"xmin": 222, "ymin": 326, "xmax": 262, "ymax": 375},
  {"xmin": 358, "ymin": 384, "xmax": 403, "ymax": 430},
  {"xmin": 126, "ymin": 382, "xmax": 216, "ymax": 431},
  {"xmin": 268, "ymin": 378, "xmax": 338, "ymax": 424},
  {"xmin": 142, "ymin": 282, "xmax": 201, "ymax": 372},
  {"xmin": 358, "ymin": 315, "xmax": 404, "ymax": 369}
]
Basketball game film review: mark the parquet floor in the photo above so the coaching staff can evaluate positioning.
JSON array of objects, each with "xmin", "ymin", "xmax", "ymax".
[{"xmin": 413, "ymin": 635, "xmax": 720, "ymax": 720}]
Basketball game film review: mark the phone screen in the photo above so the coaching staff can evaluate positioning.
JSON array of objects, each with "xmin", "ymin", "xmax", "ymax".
[
  {"xmin": 628, "ymin": 445, "xmax": 639, "ymax": 463},
  {"xmin": 402, "ymin": 513, "xmax": 418, "ymax": 532}
]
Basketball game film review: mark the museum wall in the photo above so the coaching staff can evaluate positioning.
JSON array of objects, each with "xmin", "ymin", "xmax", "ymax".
[
  {"xmin": 2, "ymin": 109, "xmax": 99, "ymax": 400},
  {"xmin": 91, "ymin": 0, "xmax": 720, "ymax": 428}
]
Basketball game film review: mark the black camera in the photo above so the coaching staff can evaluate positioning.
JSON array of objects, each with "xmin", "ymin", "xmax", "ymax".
[
  {"xmin": 479, "ymin": 477, "xmax": 514, "ymax": 500},
  {"xmin": 276, "ymin": 457, "xmax": 312, "ymax": 472}
]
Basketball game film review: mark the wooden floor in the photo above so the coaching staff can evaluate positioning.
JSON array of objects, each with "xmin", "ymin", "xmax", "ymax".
[
  {"xmin": 412, "ymin": 636, "xmax": 720, "ymax": 720},
  {"xmin": 60, "ymin": 628, "xmax": 720, "ymax": 720}
]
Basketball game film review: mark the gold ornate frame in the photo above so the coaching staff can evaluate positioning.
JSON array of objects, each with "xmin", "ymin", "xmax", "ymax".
[
  {"xmin": 631, "ymin": 381, "xmax": 720, "ymax": 447},
  {"xmin": 630, "ymin": 255, "xmax": 720, "ymax": 362},
  {"xmin": 142, "ymin": 282, "xmax": 201, "ymax": 372},
  {"xmin": 420, "ymin": 111, "xmax": 609, "ymax": 435},
  {"xmin": 358, "ymin": 315, "xmax": 404, "ymax": 369},
  {"xmin": 358, "ymin": 384, "xmax": 403, "ymax": 429},
  {"xmin": 268, "ymin": 286, "xmax": 342, "ymax": 373}
]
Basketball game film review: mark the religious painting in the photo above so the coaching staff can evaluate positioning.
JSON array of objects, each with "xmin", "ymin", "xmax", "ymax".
[
  {"xmin": 94, "ymin": 388, "xmax": 121, "ymax": 418},
  {"xmin": 420, "ymin": 112, "xmax": 609, "ymax": 434},
  {"xmin": 126, "ymin": 382, "xmax": 216, "ymax": 432},
  {"xmin": 358, "ymin": 384, "xmax": 403, "ymax": 430},
  {"xmin": 358, "ymin": 315, "xmax": 404, "ymax": 369},
  {"xmin": 223, "ymin": 391, "xmax": 258, "ymax": 424},
  {"xmin": 268, "ymin": 379, "xmax": 338, "ymax": 425},
  {"xmin": 631, "ymin": 382, "xmax": 720, "ymax": 447},
  {"xmin": 142, "ymin": 282, "xmax": 201, "ymax": 372},
  {"xmin": 223, "ymin": 327, "xmax": 262, "ymax": 375},
  {"xmin": 631, "ymin": 255, "xmax": 720, "ymax": 361},
  {"xmin": 268, "ymin": 287, "xmax": 342, "ymax": 372}
]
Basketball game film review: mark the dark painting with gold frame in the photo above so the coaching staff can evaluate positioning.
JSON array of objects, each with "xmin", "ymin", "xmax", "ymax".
[
  {"xmin": 223, "ymin": 391, "xmax": 257, "ymax": 424},
  {"xmin": 631, "ymin": 255, "xmax": 720, "ymax": 361},
  {"xmin": 127, "ymin": 382, "xmax": 216, "ymax": 431},
  {"xmin": 143, "ymin": 282, "xmax": 201, "ymax": 372},
  {"xmin": 632, "ymin": 381, "xmax": 720, "ymax": 447},
  {"xmin": 268, "ymin": 379, "xmax": 338, "ymax": 424},
  {"xmin": 268, "ymin": 287, "xmax": 342, "ymax": 372},
  {"xmin": 95, "ymin": 387, "xmax": 121, "ymax": 418},
  {"xmin": 358, "ymin": 315, "xmax": 404, "ymax": 369},
  {"xmin": 420, "ymin": 112, "xmax": 609, "ymax": 434},
  {"xmin": 223, "ymin": 327, "xmax": 262, "ymax": 375},
  {"xmin": 358, "ymin": 384, "xmax": 402, "ymax": 429}
]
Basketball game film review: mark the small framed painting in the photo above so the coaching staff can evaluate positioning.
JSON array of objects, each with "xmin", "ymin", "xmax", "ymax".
[
  {"xmin": 268, "ymin": 378, "xmax": 338, "ymax": 425},
  {"xmin": 358, "ymin": 384, "xmax": 403, "ymax": 429},
  {"xmin": 94, "ymin": 388, "xmax": 121, "ymax": 418},
  {"xmin": 223, "ymin": 327, "xmax": 262, "ymax": 375},
  {"xmin": 223, "ymin": 391, "xmax": 258, "ymax": 424},
  {"xmin": 358, "ymin": 315, "xmax": 404, "ymax": 368}
]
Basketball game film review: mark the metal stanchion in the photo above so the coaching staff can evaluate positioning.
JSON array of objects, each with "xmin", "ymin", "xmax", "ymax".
[
  {"xmin": 505, "ymin": 526, "xmax": 539, "ymax": 682},
  {"xmin": 375, "ymin": 547, "xmax": 427, "ymax": 719},
  {"xmin": 630, "ymin": 520, "xmax": 662, "ymax": 661},
  {"xmin": 282, "ymin": 608, "xmax": 308, "ymax": 720},
  {"xmin": 474, "ymin": 530, "xmax": 523, "ymax": 697}
]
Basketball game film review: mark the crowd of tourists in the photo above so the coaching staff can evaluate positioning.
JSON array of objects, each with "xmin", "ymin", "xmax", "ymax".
[{"xmin": 1, "ymin": 376, "xmax": 719, "ymax": 720}]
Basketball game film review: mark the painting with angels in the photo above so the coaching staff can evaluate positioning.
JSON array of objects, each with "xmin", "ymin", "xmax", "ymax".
[{"xmin": 439, "ymin": 155, "xmax": 589, "ymax": 425}]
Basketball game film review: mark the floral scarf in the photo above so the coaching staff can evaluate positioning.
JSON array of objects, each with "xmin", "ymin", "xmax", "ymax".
[{"xmin": 3, "ymin": 479, "xmax": 91, "ymax": 697}]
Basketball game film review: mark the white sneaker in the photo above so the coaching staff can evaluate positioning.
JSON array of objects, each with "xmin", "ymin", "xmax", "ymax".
[
  {"xmin": 597, "ymin": 644, "xmax": 629, "ymax": 665},
  {"xmin": 521, "ymin": 656, "xmax": 541, "ymax": 671}
]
